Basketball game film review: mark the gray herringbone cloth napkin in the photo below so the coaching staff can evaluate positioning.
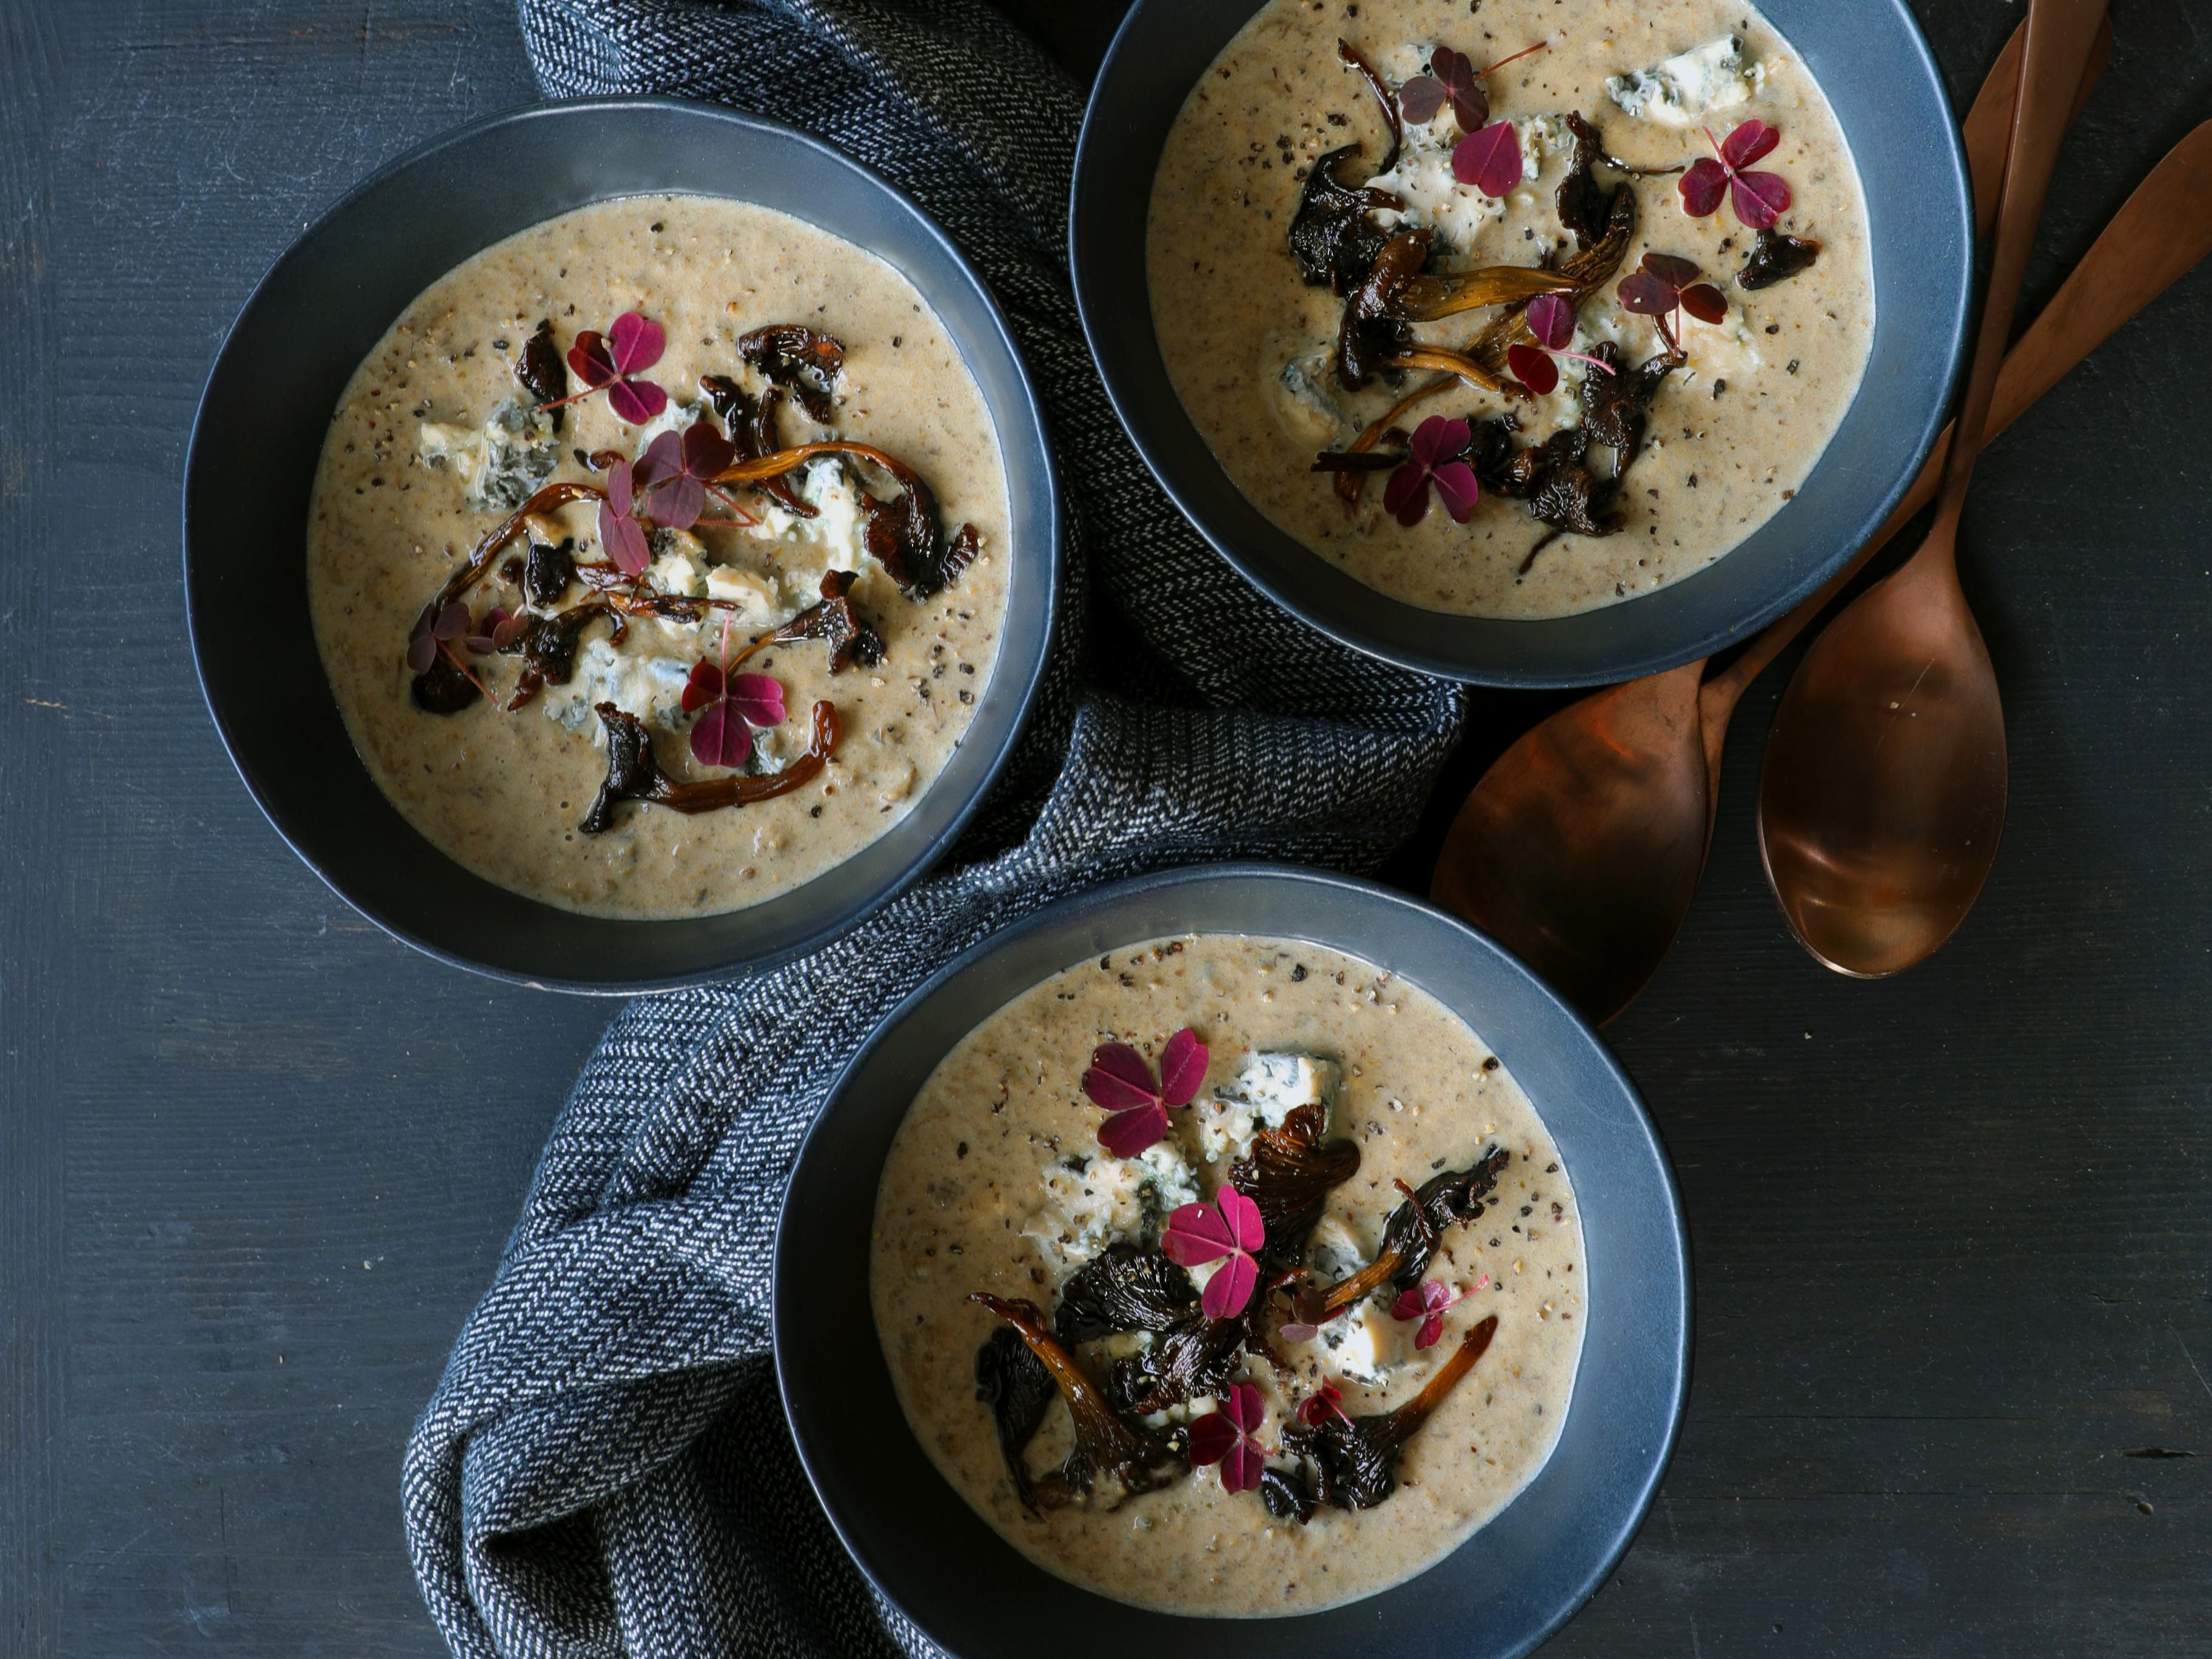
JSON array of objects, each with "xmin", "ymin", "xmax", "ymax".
[{"xmin": 400, "ymin": 2, "xmax": 1467, "ymax": 1653}]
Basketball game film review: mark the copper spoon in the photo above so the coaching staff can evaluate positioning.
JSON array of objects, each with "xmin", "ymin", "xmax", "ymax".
[
  {"xmin": 1430, "ymin": 33, "xmax": 2212, "ymax": 1024},
  {"xmin": 1427, "ymin": 15, "xmax": 2108, "ymax": 1023},
  {"xmin": 1753, "ymin": 0, "xmax": 2110, "ymax": 977}
]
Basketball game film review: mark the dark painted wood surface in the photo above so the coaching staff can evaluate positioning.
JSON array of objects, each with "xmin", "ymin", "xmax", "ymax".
[{"xmin": 2, "ymin": 1, "xmax": 2207, "ymax": 1654}]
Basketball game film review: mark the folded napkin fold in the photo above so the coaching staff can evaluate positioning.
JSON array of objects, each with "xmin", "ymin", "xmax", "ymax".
[{"xmin": 401, "ymin": 2, "xmax": 1465, "ymax": 1652}]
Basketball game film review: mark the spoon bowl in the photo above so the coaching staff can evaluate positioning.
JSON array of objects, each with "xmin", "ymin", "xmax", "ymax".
[
  {"xmin": 1756, "ymin": 0, "xmax": 2108, "ymax": 979},
  {"xmin": 1432, "ymin": 665, "xmax": 1706, "ymax": 1023},
  {"xmin": 1756, "ymin": 536, "xmax": 2007, "ymax": 975}
]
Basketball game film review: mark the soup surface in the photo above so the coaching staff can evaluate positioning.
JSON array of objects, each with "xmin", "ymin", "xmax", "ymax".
[
  {"xmin": 1148, "ymin": 0, "xmax": 1874, "ymax": 618},
  {"xmin": 308, "ymin": 194, "xmax": 1010, "ymax": 919},
  {"xmin": 871, "ymin": 934, "xmax": 1585, "ymax": 1616}
]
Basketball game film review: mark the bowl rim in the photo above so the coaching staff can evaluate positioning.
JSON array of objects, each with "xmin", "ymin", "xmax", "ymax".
[
  {"xmin": 774, "ymin": 860, "xmax": 1692, "ymax": 1656},
  {"xmin": 1069, "ymin": 0, "xmax": 1971, "ymax": 688},
  {"xmin": 183, "ymin": 95, "xmax": 1062, "ymax": 994}
]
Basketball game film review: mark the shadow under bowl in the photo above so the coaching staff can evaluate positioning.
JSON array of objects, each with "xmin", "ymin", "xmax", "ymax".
[
  {"xmin": 1071, "ymin": 0, "xmax": 1969, "ymax": 686},
  {"xmin": 776, "ymin": 862, "xmax": 1689, "ymax": 1658},
  {"xmin": 185, "ymin": 98, "xmax": 1059, "ymax": 992}
]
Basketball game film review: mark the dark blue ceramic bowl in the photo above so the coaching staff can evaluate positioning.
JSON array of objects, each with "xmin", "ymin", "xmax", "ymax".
[
  {"xmin": 777, "ymin": 863, "xmax": 1689, "ymax": 1658},
  {"xmin": 184, "ymin": 99, "xmax": 1059, "ymax": 992},
  {"xmin": 1071, "ymin": 0, "xmax": 1970, "ymax": 686}
]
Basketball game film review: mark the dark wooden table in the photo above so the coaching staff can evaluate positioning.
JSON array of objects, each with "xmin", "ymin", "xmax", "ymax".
[{"xmin": 4, "ymin": 2, "xmax": 2207, "ymax": 1653}]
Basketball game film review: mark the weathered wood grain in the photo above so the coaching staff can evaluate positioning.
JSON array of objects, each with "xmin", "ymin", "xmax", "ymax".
[{"xmin": 2, "ymin": 0, "xmax": 2207, "ymax": 1654}]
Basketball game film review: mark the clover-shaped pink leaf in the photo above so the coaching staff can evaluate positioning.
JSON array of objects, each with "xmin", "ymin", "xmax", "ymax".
[
  {"xmin": 597, "ymin": 462, "xmax": 652, "ymax": 577},
  {"xmin": 726, "ymin": 671, "xmax": 786, "ymax": 729},
  {"xmin": 1390, "ymin": 1278, "xmax": 1466, "ymax": 1350},
  {"xmin": 1678, "ymin": 120, "xmax": 1792, "ymax": 230},
  {"xmin": 1617, "ymin": 252, "xmax": 1728, "ymax": 350},
  {"xmin": 1399, "ymin": 46, "xmax": 1489, "ymax": 132},
  {"xmin": 1451, "ymin": 119, "xmax": 1524, "ymax": 198},
  {"xmin": 566, "ymin": 311, "xmax": 669, "ymax": 425},
  {"xmin": 1527, "ymin": 290, "xmax": 1575, "ymax": 351},
  {"xmin": 634, "ymin": 420, "xmax": 739, "ymax": 532},
  {"xmin": 1384, "ymin": 415, "xmax": 1480, "ymax": 528},
  {"xmin": 1164, "ymin": 1187, "xmax": 1265, "ymax": 1319},
  {"xmin": 688, "ymin": 702, "xmax": 752, "ymax": 769},
  {"xmin": 1185, "ymin": 1382, "xmax": 1268, "ymax": 1493},
  {"xmin": 1504, "ymin": 291, "xmax": 1618, "ymax": 397},
  {"xmin": 1295, "ymin": 1377, "xmax": 1353, "ymax": 1429},
  {"xmin": 683, "ymin": 655, "xmax": 788, "ymax": 771},
  {"xmin": 1081, "ymin": 1028, "xmax": 1208, "ymax": 1157},
  {"xmin": 464, "ymin": 605, "xmax": 525, "ymax": 656},
  {"xmin": 407, "ymin": 600, "xmax": 472, "ymax": 672}
]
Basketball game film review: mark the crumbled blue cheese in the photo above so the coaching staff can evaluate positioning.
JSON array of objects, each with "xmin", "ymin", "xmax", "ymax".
[
  {"xmin": 1606, "ymin": 36, "xmax": 1761, "ymax": 126},
  {"xmin": 1198, "ymin": 1051, "xmax": 1341, "ymax": 1163},
  {"xmin": 1366, "ymin": 139, "xmax": 1507, "ymax": 252},
  {"xmin": 415, "ymin": 398, "xmax": 560, "ymax": 512},
  {"xmin": 705, "ymin": 565, "xmax": 780, "ymax": 623},
  {"xmin": 1304, "ymin": 1212, "xmax": 1375, "ymax": 1284},
  {"xmin": 1022, "ymin": 1143, "xmax": 1201, "ymax": 1277},
  {"xmin": 1272, "ymin": 347, "xmax": 1350, "ymax": 444},
  {"xmin": 1324, "ymin": 1299, "xmax": 1415, "ymax": 1384},
  {"xmin": 544, "ymin": 638, "xmax": 693, "ymax": 736}
]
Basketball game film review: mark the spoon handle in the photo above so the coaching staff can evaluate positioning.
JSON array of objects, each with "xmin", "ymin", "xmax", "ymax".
[
  {"xmin": 1963, "ymin": 16, "xmax": 2112, "ymax": 242},
  {"xmin": 1933, "ymin": 0, "xmax": 2113, "ymax": 528},
  {"xmin": 1964, "ymin": 15, "xmax": 2114, "ymax": 240},
  {"xmin": 1702, "ymin": 118, "xmax": 2212, "ymax": 722}
]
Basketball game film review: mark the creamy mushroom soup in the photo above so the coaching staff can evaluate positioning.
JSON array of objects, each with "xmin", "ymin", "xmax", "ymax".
[
  {"xmin": 307, "ymin": 195, "xmax": 1010, "ymax": 919},
  {"xmin": 1148, "ymin": 0, "xmax": 1874, "ymax": 618},
  {"xmin": 871, "ymin": 934, "xmax": 1585, "ymax": 1616}
]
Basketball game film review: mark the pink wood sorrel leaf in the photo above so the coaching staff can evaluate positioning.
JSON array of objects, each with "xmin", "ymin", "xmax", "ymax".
[
  {"xmin": 597, "ymin": 457, "xmax": 656, "ymax": 576},
  {"xmin": 1618, "ymin": 253, "xmax": 1727, "ymax": 340},
  {"xmin": 464, "ymin": 606, "xmax": 523, "ymax": 655},
  {"xmin": 406, "ymin": 601, "xmax": 464, "ymax": 672},
  {"xmin": 1399, "ymin": 46, "xmax": 1489, "ymax": 131},
  {"xmin": 1156, "ymin": 1026, "xmax": 1208, "ymax": 1107},
  {"xmin": 1677, "ymin": 156, "xmax": 1729, "ymax": 217},
  {"xmin": 1721, "ymin": 117, "xmax": 1781, "ymax": 170},
  {"xmin": 1164, "ymin": 1187, "xmax": 1265, "ymax": 1319},
  {"xmin": 726, "ymin": 672, "xmax": 786, "ymax": 729},
  {"xmin": 1390, "ymin": 1278, "xmax": 1465, "ymax": 1349},
  {"xmin": 1296, "ymin": 1378, "xmax": 1353, "ymax": 1429},
  {"xmin": 1507, "ymin": 292, "xmax": 1618, "ymax": 397},
  {"xmin": 681, "ymin": 660, "xmax": 725, "ymax": 716},
  {"xmin": 606, "ymin": 310, "xmax": 666, "ymax": 377},
  {"xmin": 1384, "ymin": 415, "xmax": 1480, "ymax": 527},
  {"xmin": 1506, "ymin": 341, "xmax": 1560, "ymax": 397},
  {"xmin": 1526, "ymin": 290, "xmax": 1576, "ymax": 351},
  {"xmin": 1396, "ymin": 70, "xmax": 1446, "ymax": 125},
  {"xmin": 1096, "ymin": 1102, "xmax": 1168, "ymax": 1159},
  {"xmin": 1615, "ymin": 270, "xmax": 1679, "ymax": 317},
  {"xmin": 634, "ymin": 430, "xmax": 705, "ymax": 529},
  {"xmin": 682, "ymin": 420, "xmax": 737, "ymax": 481},
  {"xmin": 685, "ymin": 648, "xmax": 788, "ymax": 769},
  {"xmin": 1185, "ymin": 1382, "xmax": 1268, "ymax": 1493},
  {"xmin": 566, "ymin": 312, "xmax": 669, "ymax": 424},
  {"xmin": 1678, "ymin": 121, "xmax": 1792, "ymax": 230},
  {"xmin": 606, "ymin": 377, "xmax": 668, "ymax": 425},
  {"xmin": 1451, "ymin": 119, "xmax": 1524, "ymax": 198},
  {"xmin": 1429, "ymin": 459, "xmax": 1480, "ymax": 521},
  {"xmin": 1678, "ymin": 282, "xmax": 1729, "ymax": 324},
  {"xmin": 687, "ymin": 702, "xmax": 752, "ymax": 769},
  {"xmin": 1728, "ymin": 168, "xmax": 1792, "ymax": 230},
  {"xmin": 1082, "ymin": 1042, "xmax": 1160, "ymax": 1112},
  {"xmin": 635, "ymin": 421, "xmax": 735, "ymax": 518},
  {"xmin": 1081, "ymin": 1029, "xmax": 1210, "ymax": 1156}
]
